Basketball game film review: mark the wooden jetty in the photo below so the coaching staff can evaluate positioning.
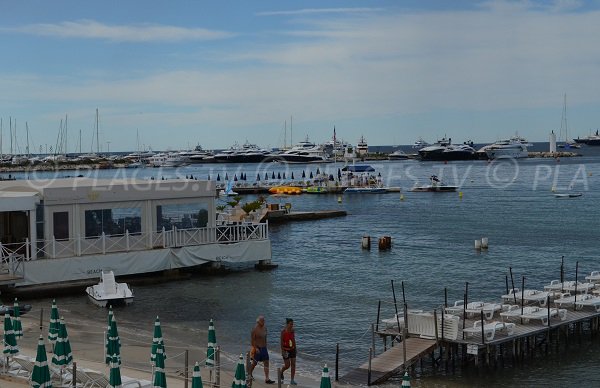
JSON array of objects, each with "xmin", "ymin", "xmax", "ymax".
[
  {"xmin": 337, "ymin": 275, "xmax": 600, "ymax": 386},
  {"xmin": 266, "ymin": 210, "xmax": 347, "ymax": 223},
  {"xmin": 340, "ymin": 337, "xmax": 436, "ymax": 386}
]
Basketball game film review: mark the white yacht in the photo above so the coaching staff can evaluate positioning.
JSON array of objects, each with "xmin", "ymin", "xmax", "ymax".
[
  {"xmin": 356, "ymin": 136, "xmax": 368, "ymax": 157},
  {"xmin": 479, "ymin": 136, "xmax": 531, "ymax": 159},
  {"xmin": 148, "ymin": 152, "xmax": 184, "ymax": 167},
  {"xmin": 276, "ymin": 137, "xmax": 332, "ymax": 163},
  {"xmin": 0, "ymin": 177, "xmax": 271, "ymax": 291},
  {"xmin": 413, "ymin": 138, "xmax": 431, "ymax": 149}
]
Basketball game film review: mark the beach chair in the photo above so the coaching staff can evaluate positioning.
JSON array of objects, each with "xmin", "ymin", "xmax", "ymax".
[
  {"xmin": 520, "ymin": 307, "xmax": 568, "ymax": 325},
  {"xmin": 74, "ymin": 367, "xmax": 150, "ymax": 388},
  {"xmin": 464, "ymin": 301, "xmax": 502, "ymax": 320},
  {"xmin": 502, "ymin": 289, "xmax": 550, "ymax": 306},
  {"xmin": 562, "ymin": 282, "xmax": 596, "ymax": 294},
  {"xmin": 9, "ymin": 355, "xmax": 72, "ymax": 387},
  {"xmin": 444, "ymin": 300, "xmax": 464, "ymax": 316},
  {"xmin": 553, "ymin": 293, "xmax": 579, "ymax": 308},
  {"xmin": 585, "ymin": 271, "xmax": 600, "ymax": 283},
  {"xmin": 574, "ymin": 294, "xmax": 600, "ymax": 311},
  {"xmin": 462, "ymin": 321, "xmax": 515, "ymax": 341}
]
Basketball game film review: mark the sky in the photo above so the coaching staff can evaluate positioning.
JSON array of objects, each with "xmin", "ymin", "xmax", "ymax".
[{"xmin": 1, "ymin": 0, "xmax": 600, "ymax": 153}]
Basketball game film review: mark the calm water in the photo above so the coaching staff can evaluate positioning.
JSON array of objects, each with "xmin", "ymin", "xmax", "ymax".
[{"xmin": 8, "ymin": 155, "xmax": 600, "ymax": 386}]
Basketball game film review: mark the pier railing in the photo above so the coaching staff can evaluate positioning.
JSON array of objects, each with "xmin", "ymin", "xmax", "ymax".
[{"xmin": 0, "ymin": 222, "xmax": 269, "ymax": 265}]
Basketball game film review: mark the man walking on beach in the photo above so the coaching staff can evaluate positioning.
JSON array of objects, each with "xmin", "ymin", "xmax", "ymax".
[
  {"xmin": 249, "ymin": 315, "xmax": 275, "ymax": 384},
  {"xmin": 280, "ymin": 318, "xmax": 297, "ymax": 385}
]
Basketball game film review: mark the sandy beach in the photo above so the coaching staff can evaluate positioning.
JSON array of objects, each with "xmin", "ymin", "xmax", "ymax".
[{"xmin": 0, "ymin": 309, "xmax": 339, "ymax": 387}]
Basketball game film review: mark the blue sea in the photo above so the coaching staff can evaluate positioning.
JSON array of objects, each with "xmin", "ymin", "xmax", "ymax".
[{"xmin": 10, "ymin": 152, "xmax": 600, "ymax": 387}]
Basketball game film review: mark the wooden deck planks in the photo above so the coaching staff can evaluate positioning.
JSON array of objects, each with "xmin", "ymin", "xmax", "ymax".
[{"xmin": 339, "ymin": 337, "xmax": 436, "ymax": 386}]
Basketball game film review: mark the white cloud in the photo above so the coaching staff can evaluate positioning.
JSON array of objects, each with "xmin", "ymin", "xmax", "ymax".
[
  {"xmin": 3, "ymin": 19, "xmax": 234, "ymax": 42},
  {"xmin": 255, "ymin": 8, "xmax": 383, "ymax": 17}
]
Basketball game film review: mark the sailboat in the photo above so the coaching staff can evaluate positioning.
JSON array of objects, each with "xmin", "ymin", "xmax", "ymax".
[{"xmin": 557, "ymin": 94, "xmax": 581, "ymax": 149}]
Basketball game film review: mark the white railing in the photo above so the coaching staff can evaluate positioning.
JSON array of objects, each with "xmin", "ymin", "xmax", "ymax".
[{"xmin": 0, "ymin": 222, "xmax": 269, "ymax": 263}]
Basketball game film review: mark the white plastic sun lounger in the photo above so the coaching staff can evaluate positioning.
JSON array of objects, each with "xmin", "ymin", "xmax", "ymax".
[
  {"xmin": 464, "ymin": 301, "xmax": 502, "ymax": 320},
  {"xmin": 501, "ymin": 289, "xmax": 550, "ymax": 306},
  {"xmin": 544, "ymin": 280, "xmax": 575, "ymax": 292},
  {"xmin": 520, "ymin": 307, "xmax": 567, "ymax": 325},
  {"xmin": 463, "ymin": 321, "xmax": 515, "ymax": 341},
  {"xmin": 444, "ymin": 300, "xmax": 465, "ymax": 315},
  {"xmin": 553, "ymin": 293, "xmax": 581, "ymax": 308},
  {"xmin": 562, "ymin": 282, "xmax": 596, "ymax": 294},
  {"xmin": 585, "ymin": 271, "xmax": 600, "ymax": 283},
  {"xmin": 574, "ymin": 294, "xmax": 600, "ymax": 312}
]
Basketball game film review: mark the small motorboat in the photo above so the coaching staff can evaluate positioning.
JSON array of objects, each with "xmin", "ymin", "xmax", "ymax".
[
  {"xmin": 411, "ymin": 175, "xmax": 458, "ymax": 192},
  {"xmin": 554, "ymin": 192, "xmax": 583, "ymax": 198},
  {"xmin": 0, "ymin": 303, "xmax": 32, "ymax": 316},
  {"xmin": 86, "ymin": 270, "xmax": 134, "ymax": 307}
]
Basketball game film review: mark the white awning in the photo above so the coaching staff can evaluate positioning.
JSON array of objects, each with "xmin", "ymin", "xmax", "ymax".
[{"xmin": 0, "ymin": 191, "xmax": 40, "ymax": 212}]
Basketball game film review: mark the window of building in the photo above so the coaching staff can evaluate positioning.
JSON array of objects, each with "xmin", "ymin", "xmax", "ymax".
[
  {"xmin": 156, "ymin": 203, "xmax": 209, "ymax": 231},
  {"xmin": 53, "ymin": 211, "xmax": 69, "ymax": 240},
  {"xmin": 84, "ymin": 208, "xmax": 142, "ymax": 238}
]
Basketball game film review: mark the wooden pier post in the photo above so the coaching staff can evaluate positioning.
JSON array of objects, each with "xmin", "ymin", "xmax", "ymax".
[
  {"xmin": 335, "ymin": 343, "xmax": 339, "ymax": 381},
  {"xmin": 371, "ymin": 323, "xmax": 376, "ymax": 356},
  {"xmin": 509, "ymin": 267, "xmax": 517, "ymax": 305},
  {"xmin": 480, "ymin": 311, "xmax": 485, "ymax": 345},
  {"xmin": 367, "ymin": 347, "xmax": 372, "ymax": 386},
  {"xmin": 376, "ymin": 300, "xmax": 381, "ymax": 332}
]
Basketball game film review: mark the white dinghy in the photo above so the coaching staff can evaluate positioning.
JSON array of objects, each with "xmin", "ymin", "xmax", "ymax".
[{"xmin": 86, "ymin": 270, "xmax": 134, "ymax": 307}]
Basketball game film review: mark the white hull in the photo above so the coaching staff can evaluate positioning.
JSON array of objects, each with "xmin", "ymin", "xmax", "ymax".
[
  {"xmin": 485, "ymin": 148, "xmax": 528, "ymax": 159},
  {"xmin": 19, "ymin": 240, "xmax": 271, "ymax": 288},
  {"xmin": 86, "ymin": 294, "xmax": 134, "ymax": 307}
]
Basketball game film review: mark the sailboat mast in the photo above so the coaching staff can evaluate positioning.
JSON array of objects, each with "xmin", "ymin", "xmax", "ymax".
[
  {"xmin": 64, "ymin": 114, "xmax": 68, "ymax": 155},
  {"xmin": 564, "ymin": 93, "xmax": 568, "ymax": 142},
  {"xmin": 10, "ymin": 117, "xmax": 13, "ymax": 155},
  {"xmin": 290, "ymin": 116, "xmax": 293, "ymax": 147},
  {"xmin": 96, "ymin": 108, "xmax": 100, "ymax": 154},
  {"xmin": 284, "ymin": 120, "xmax": 286, "ymax": 150},
  {"xmin": 26, "ymin": 122, "xmax": 30, "ymax": 157},
  {"xmin": 79, "ymin": 129, "xmax": 82, "ymax": 154},
  {"xmin": 0, "ymin": 118, "xmax": 3, "ymax": 160}
]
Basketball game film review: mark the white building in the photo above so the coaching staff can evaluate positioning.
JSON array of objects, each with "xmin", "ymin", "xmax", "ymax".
[{"xmin": 0, "ymin": 178, "xmax": 271, "ymax": 289}]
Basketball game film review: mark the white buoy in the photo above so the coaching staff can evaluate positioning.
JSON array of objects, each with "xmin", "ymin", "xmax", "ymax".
[
  {"xmin": 481, "ymin": 237, "xmax": 489, "ymax": 249},
  {"xmin": 474, "ymin": 239, "xmax": 482, "ymax": 250},
  {"xmin": 361, "ymin": 235, "xmax": 371, "ymax": 250}
]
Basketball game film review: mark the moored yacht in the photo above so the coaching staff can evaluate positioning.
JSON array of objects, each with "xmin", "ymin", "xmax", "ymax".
[
  {"xmin": 479, "ymin": 135, "xmax": 531, "ymax": 159},
  {"xmin": 356, "ymin": 136, "xmax": 368, "ymax": 157},
  {"xmin": 418, "ymin": 137, "xmax": 477, "ymax": 161},
  {"xmin": 213, "ymin": 142, "xmax": 273, "ymax": 163},
  {"xmin": 276, "ymin": 137, "xmax": 332, "ymax": 163}
]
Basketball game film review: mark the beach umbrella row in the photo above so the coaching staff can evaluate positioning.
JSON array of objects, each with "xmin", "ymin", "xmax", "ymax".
[
  {"xmin": 192, "ymin": 362, "xmax": 203, "ymax": 388},
  {"xmin": 109, "ymin": 354, "xmax": 123, "ymax": 388}
]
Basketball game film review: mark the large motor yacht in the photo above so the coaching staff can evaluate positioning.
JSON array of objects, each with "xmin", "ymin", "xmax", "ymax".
[{"xmin": 479, "ymin": 135, "xmax": 531, "ymax": 159}]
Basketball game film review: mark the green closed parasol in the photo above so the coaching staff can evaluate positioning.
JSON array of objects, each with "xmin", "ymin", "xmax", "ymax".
[
  {"xmin": 192, "ymin": 361, "xmax": 203, "ymax": 388},
  {"xmin": 48, "ymin": 299, "xmax": 60, "ymax": 347},
  {"xmin": 152, "ymin": 346, "xmax": 167, "ymax": 388},
  {"xmin": 231, "ymin": 354, "xmax": 246, "ymax": 388},
  {"xmin": 320, "ymin": 364, "xmax": 331, "ymax": 388},
  {"xmin": 3, "ymin": 312, "xmax": 19, "ymax": 356},
  {"xmin": 151, "ymin": 316, "xmax": 166, "ymax": 363},
  {"xmin": 106, "ymin": 309, "xmax": 121, "ymax": 366},
  {"xmin": 51, "ymin": 317, "xmax": 73, "ymax": 368},
  {"xmin": 12, "ymin": 298, "xmax": 23, "ymax": 338},
  {"xmin": 108, "ymin": 354, "xmax": 123, "ymax": 388},
  {"xmin": 205, "ymin": 319, "xmax": 216, "ymax": 368},
  {"xmin": 401, "ymin": 371, "xmax": 411, "ymax": 387},
  {"xmin": 31, "ymin": 335, "xmax": 52, "ymax": 388}
]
